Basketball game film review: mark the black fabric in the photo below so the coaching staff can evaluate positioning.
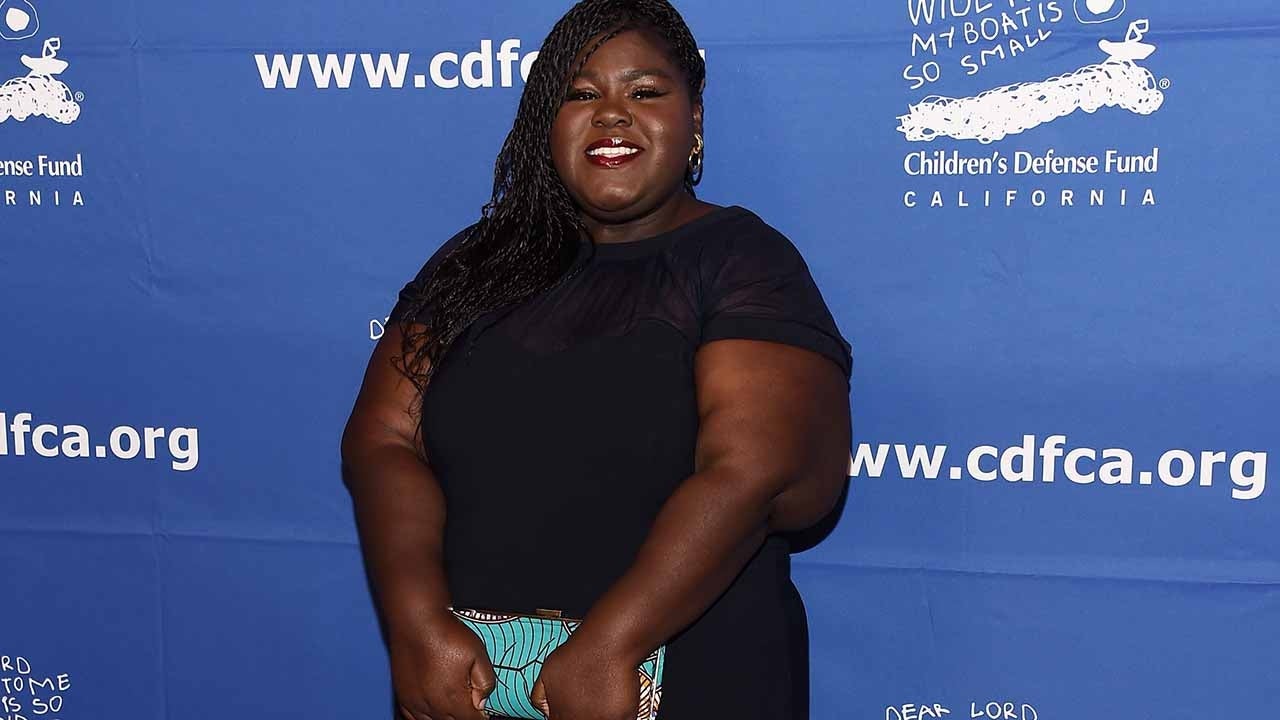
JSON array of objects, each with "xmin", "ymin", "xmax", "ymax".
[{"xmin": 389, "ymin": 205, "xmax": 851, "ymax": 720}]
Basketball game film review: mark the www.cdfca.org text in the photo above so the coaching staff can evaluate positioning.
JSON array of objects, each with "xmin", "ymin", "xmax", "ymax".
[
  {"xmin": 0, "ymin": 411, "xmax": 199, "ymax": 471},
  {"xmin": 850, "ymin": 434, "xmax": 1265, "ymax": 501}
]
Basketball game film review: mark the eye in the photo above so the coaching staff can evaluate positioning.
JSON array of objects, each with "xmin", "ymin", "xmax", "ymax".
[
  {"xmin": 565, "ymin": 88, "xmax": 597, "ymax": 101},
  {"xmin": 631, "ymin": 86, "xmax": 665, "ymax": 99}
]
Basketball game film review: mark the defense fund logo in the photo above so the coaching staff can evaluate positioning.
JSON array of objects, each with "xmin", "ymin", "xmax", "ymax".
[
  {"xmin": 897, "ymin": 0, "xmax": 1166, "ymax": 210},
  {"xmin": 1, "ymin": 0, "xmax": 86, "ymax": 210}
]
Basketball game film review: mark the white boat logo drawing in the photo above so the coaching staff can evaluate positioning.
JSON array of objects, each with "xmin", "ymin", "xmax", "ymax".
[
  {"xmin": 897, "ymin": 19, "xmax": 1165, "ymax": 144},
  {"xmin": 0, "ymin": 36, "xmax": 81, "ymax": 124}
]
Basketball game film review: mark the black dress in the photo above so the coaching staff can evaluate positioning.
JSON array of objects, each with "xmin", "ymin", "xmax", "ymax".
[{"xmin": 389, "ymin": 205, "xmax": 852, "ymax": 720}]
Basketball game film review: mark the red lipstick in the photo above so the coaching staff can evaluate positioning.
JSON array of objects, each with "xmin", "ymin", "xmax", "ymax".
[{"xmin": 584, "ymin": 137, "xmax": 644, "ymax": 168}]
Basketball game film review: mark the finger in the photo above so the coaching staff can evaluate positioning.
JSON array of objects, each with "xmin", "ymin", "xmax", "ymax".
[
  {"xmin": 398, "ymin": 704, "xmax": 432, "ymax": 720},
  {"xmin": 529, "ymin": 677, "xmax": 551, "ymax": 718},
  {"xmin": 424, "ymin": 695, "xmax": 464, "ymax": 720},
  {"xmin": 469, "ymin": 659, "xmax": 497, "ymax": 711},
  {"xmin": 432, "ymin": 683, "xmax": 482, "ymax": 720},
  {"xmin": 416, "ymin": 696, "xmax": 453, "ymax": 720}
]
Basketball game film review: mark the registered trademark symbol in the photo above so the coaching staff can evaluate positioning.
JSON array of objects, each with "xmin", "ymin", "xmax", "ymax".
[
  {"xmin": 1159, "ymin": 78, "xmax": 1171, "ymax": 90},
  {"xmin": 74, "ymin": 91, "xmax": 84, "ymax": 101}
]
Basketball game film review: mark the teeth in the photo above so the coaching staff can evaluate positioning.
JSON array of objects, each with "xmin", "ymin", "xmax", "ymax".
[{"xmin": 588, "ymin": 146, "xmax": 639, "ymax": 157}]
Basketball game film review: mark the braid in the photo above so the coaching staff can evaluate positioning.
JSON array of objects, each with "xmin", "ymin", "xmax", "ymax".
[{"xmin": 394, "ymin": 0, "xmax": 706, "ymax": 426}]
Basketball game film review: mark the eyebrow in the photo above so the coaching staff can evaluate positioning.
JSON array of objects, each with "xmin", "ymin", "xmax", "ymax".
[{"xmin": 573, "ymin": 68, "xmax": 676, "ymax": 83}]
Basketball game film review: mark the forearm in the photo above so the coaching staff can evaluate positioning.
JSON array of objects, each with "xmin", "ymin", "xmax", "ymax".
[
  {"xmin": 575, "ymin": 467, "xmax": 780, "ymax": 664},
  {"xmin": 342, "ymin": 443, "xmax": 452, "ymax": 634}
]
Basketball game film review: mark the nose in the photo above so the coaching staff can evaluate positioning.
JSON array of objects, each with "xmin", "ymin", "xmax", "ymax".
[{"xmin": 592, "ymin": 94, "xmax": 632, "ymax": 128}]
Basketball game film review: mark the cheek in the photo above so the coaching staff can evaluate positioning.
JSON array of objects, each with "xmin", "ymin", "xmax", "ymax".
[
  {"xmin": 550, "ymin": 110, "xmax": 585, "ymax": 167},
  {"xmin": 649, "ymin": 117, "xmax": 693, "ymax": 169}
]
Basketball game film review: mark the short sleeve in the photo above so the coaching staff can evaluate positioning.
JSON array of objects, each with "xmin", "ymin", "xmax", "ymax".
[
  {"xmin": 387, "ymin": 223, "xmax": 477, "ymax": 324},
  {"xmin": 699, "ymin": 219, "xmax": 853, "ymax": 383}
]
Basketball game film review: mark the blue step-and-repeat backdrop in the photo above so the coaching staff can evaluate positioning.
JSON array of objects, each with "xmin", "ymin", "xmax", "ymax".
[{"xmin": 2, "ymin": 0, "xmax": 1277, "ymax": 718}]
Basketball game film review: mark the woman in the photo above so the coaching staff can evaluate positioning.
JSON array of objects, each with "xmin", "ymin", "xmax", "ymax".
[{"xmin": 340, "ymin": 1, "xmax": 852, "ymax": 719}]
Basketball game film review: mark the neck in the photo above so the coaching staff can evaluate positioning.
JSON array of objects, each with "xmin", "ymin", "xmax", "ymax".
[{"xmin": 581, "ymin": 192, "xmax": 703, "ymax": 245}]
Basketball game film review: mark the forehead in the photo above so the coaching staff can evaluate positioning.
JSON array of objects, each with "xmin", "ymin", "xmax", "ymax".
[{"xmin": 573, "ymin": 27, "xmax": 681, "ymax": 78}]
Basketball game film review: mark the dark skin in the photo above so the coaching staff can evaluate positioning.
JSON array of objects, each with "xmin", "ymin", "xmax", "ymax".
[
  {"xmin": 341, "ymin": 327, "xmax": 496, "ymax": 720},
  {"xmin": 549, "ymin": 28, "xmax": 715, "ymax": 243},
  {"xmin": 341, "ymin": 26, "xmax": 850, "ymax": 720}
]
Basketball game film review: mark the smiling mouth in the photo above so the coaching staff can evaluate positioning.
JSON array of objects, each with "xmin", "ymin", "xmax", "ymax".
[{"xmin": 585, "ymin": 138, "xmax": 644, "ymax": 167}]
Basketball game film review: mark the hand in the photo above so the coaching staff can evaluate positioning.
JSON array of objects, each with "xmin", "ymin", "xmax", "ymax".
[
  {"xmin": 529, "ymin": 633, "xmax": 641, "ymax": 720},
  {"xmin": 390, "ymin": 609, "xmax": 496, "ymax": 720}
]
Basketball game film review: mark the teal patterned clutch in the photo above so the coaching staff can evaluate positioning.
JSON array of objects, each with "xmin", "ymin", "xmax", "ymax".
[{"xmin": 450, "ymin": 607, "xmax": 666, "ymax": 720}]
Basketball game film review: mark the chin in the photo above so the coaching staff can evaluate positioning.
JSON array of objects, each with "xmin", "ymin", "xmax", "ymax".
[{"xmin": 584, "ymin": 190, "xmax": 644, "ymax": 214}]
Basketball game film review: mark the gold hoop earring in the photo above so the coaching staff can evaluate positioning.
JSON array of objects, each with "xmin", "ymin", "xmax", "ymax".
[
  {"xmin": 687, "ymin": 133, "xmax": 704, "ymax": 167},
  {"xmin": 687, "ymin": 133, "xmax": 704, "ymax": 184}
]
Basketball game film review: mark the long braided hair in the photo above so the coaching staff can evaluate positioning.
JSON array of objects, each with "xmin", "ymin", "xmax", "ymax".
[{"xmin": 394, "ymin": 0, "xmax": 706, "ymax": 404}]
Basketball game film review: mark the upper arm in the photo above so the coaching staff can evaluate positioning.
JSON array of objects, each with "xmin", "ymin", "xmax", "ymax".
[
  {"xmin": 340, "ymin": 322, "xmax": 429, "ymax": 466},
  {"xmin": 692, "ymin": 338, "xmax": 851, "ymax": 532},
  {"xmin": 342, "ymin": 225, "xmax": 475, "ymax": 465},
  {"xmin": 690, "ymin": 214, "xmax": 853, "ymax": 531}
]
